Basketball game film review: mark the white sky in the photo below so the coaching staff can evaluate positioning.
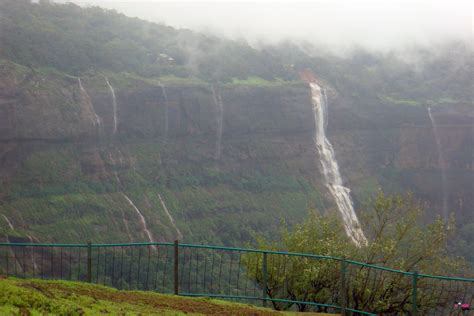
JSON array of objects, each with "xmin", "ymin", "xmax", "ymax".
[{"xmin": 60, "ymin": 0, "xmax": 473, "ymax": 52}]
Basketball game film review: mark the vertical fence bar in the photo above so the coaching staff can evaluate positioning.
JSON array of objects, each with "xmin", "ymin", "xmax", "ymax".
[
  {"xmin": 174, "ymin": 240, "xmax": 179, "ymax": 295},
  {"xmin": 87, "ymin": 241, "xmax": 92, "ymax": 283},
  {"xmin": 412, "ymin": 271, "xmax": 418, "ymax": 316},
  {"xmin": 262, "ymin": 252, "xmax": 268, "ymax": 308},
  {"xmin": 340, "ymin": 256, "xmax": 347, "ymax": 316}
]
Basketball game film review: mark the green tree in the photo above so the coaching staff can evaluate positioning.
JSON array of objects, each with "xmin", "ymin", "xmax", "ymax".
[{"xmin": 244, "ymin": 191, "xmax": 465, "ymax": 313}]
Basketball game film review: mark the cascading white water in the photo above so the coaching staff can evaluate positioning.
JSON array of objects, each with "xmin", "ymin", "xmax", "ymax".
[
  {"xmin": 121, "ymin": 193, "xmax": 156, "ymax": 248},
  {"xmin": 157, "ymin": 193, "xmax": 183, "ymax": 240},
  {"xmin": 105, "ymin": 77, "xmax": 118, "ymax": 135},
  {"xmin": 26, "ymin": 234, "xmax": 39, "ymax": 271},
  {"xmin": 310, "ymin": 83, "xmax": 367, "ymax": 245},
  {"xmin": 78, "ymin": 77, "xmax": 102, "ymax": 133},
  {"xmin": 159, "ymin": 81, "xmax": 169, "ymax": 138},
  {"xmin": 2, "ymin": 215, "xmax": 22, "ymax": 271},
  {"xmin": 427, "ymin": 107, "xmax": 449, "ymax": 219},
  {"xmin": 107, "ymin": 152, "xmax": 133, "ymax": 241},
  {"xmin": 211, "ymin": 87, "xmax": 224, "ymax": 160},
  {"xmin": 2, "ymin": 215, "xmax": 14, "ymax": 230}
]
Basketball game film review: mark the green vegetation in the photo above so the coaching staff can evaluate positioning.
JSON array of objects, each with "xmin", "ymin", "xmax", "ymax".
[
  {"xmin": 245, "ymin": 192, "xmax": 466, "ymax": 313},
  {"xmin": 379, "ymin": 95, "xmax": 419, "ymax": 106},
  {"xmin": 0, "ymin": 137, "xmax": 324, "ymax": 245},
  {"xmin": 0, "ymin": 0, "xmax": 472, "ymax": 270},
  {"xmin": 1, "ymin": 277, "xmax": 318, "ymax": 315},
  {"xmin": 0, "ymin": 0, "xmax": 295, "ymax": 83},
  {"xmin": 230, "ymin": 76, "xmax": 296, "ymax": 87},
  {"xmin": 272, "ymin": 43, "xmax": 472, "ymax": 108}
]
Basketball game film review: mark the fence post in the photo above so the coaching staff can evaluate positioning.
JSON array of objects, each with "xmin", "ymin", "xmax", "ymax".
[
  {"xmin": 412, "ymin": 271, "xmax": 418, "ymax": 316},
  {"xmin": 340, "ymin": 256, "xmax": 347, "ymax": 316},
  {"xmin": 87, "ymin": 241, "xmax": 92, "ymax": 283},
  {"xmin": 262, "ymin": 252, "xmax": 268, "ymax": 307},
  {"xmin": 174, "ymin": 240, "xmax": 179, "ymax": 295}
]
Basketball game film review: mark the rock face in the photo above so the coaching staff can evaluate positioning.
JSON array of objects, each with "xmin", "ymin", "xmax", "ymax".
[
  {"xmin": 0, "ymin": 63, "xmax": 472, "ymax": 244},
  {"xmin": 328, "ymin": 95, "xmax": 473, "ymax": 223}
]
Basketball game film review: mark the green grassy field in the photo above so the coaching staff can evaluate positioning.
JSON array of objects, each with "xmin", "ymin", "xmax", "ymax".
[{"xmin": 0, "ymin": 277, "xmax": 337, "ymax": 315}]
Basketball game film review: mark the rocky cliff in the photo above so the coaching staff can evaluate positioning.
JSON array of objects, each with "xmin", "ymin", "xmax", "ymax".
[{"xmin": 0, "ymin": 60, "xmax": 472, "ymax": 246}]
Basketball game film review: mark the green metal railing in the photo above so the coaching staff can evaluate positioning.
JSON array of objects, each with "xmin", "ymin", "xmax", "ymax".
[{"xmin": 0, "ymin": 241, "xmax": 472, "ymax": 315}]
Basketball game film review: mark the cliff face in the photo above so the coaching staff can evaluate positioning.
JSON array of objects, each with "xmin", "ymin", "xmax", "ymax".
[
  {"xmin": 328, "ymin": 94, "xmax": 473, "ymax": 222},
  {"xmin": 0, "ymin": 63, "xmax": 323, "ymax": 244},
  {"xmin": 0, "ymin": 61, "xmax": 472, "ymax": 245}
]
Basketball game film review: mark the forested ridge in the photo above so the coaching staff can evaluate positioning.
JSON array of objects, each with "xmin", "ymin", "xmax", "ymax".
[{"xmin": 0, "ymin": 0, "xmax": 472, "ymax": 269}]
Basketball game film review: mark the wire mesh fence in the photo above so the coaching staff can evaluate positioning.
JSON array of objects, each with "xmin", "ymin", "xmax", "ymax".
[{"xmin": 0, "ymin": 241, "xmax": 472, "ymax": 316}]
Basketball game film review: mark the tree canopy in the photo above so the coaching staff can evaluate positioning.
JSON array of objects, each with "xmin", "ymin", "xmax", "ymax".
[{"xmin": 244, "ymin": 191, "xmax": 467, "ymax": 314}]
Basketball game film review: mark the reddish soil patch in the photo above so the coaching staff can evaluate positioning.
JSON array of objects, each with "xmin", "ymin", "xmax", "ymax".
[
  {"xmin": 19, "ymin": 281, "xmax": 280, "ymax": 315},
  {"xmin": 298, "ymin": 69, "xmax": 317, "ymax": 83}
]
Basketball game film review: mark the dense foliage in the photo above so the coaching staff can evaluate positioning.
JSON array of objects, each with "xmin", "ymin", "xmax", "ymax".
[
  {"xmin": 0, "ymin": 0, "xmax": 472, "ymax": 266},
  {"xmin": 0, "ymin": 0, "xmax": 295, "ymax": 82},
  {"xmin": 244, "ymin": 192, "xmax": 467, "ymax": 313},
  {"xmin": 269, "ymin": 42, "xmax": 473, "ymax": 108}
]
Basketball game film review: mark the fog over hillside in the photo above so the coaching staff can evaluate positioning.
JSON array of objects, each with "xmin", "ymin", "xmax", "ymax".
[
  {"xmin": 55, "ymin": 0, "xmax": 473, "ymax": 54},
  {"xmin": 0, "ymin": 2, "xmax": 473, "ymax": 311}
]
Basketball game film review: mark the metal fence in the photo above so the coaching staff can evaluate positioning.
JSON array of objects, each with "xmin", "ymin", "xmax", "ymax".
[{"xmin": 0, "ymin": 241, "xmax": 473, "ymax": 315}]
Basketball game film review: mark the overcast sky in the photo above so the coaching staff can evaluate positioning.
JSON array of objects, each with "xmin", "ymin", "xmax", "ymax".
[{"xmin": 59, "ymin": 0, "xmax": 473, "ymax": 52}]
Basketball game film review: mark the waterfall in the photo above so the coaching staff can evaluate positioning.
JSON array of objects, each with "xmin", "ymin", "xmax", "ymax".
[
  {"xmin": 2, "ymin": 215, "xmax": 14, "ymax": 230},
  {"xmin": 159, "ymin": 81, "xmax": 169, "ymax": 139},
  {"xmin": 428, "ymin": 107, "xmax": 449, "ymax": 219},
  {"xmin": 157, "ymin": 193, "xmax": 183, "ymax": 240},
  {"xmin": 310, "ymin": 83, "xmax": 367, "ymax": 245},
  {"xmin": 107, "ymin": 152, "xmax": 133, "ymax": 241},
  {"xmin": 121, "ymin": 193, "xmax": 156, "ymax": 248},
  {"xmin": 78, "ymin": 77, "xmax": 102, "ymax": 133},
  {"xmin": 26, "ymin": 234, "xmax": 39, "ymax": 271},
  {"xmin": 211, "ymin": 87, "xmax": 224, "ymax": 160},
  {"xmin": 3, "ymin": 234, "xmax": 22, "ymax": 272},
  {"xmin": 2, "ymin": 215, "xmax": 22, "ymax": 271},
  {"xmin": 105, "ymin": 77, "xmax": 118, "ymax": 135}
]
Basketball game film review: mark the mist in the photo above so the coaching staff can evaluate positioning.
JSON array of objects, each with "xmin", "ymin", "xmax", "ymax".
[{"xmin": 57, "ymin": 0, "xmax": 472, "ymax": 53}]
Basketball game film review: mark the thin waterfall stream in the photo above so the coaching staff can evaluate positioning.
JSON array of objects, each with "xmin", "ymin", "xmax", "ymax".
[
  {"xmin": 121, "ymin": 193, "xmax": 156, "ymax": 249},
  {"xmin": 105, "ymin": 77, "xmax": 118, "ymax": 135},
  {"xmin": 310, "ymin": 82, "xmax": 367, "ymax": 245},
  {"xmin": 157, "ymin": 193, "xmax": 183, "ymax": 240},
  {"xmin": 107, "ymin": 152, "xmax": 134, "ymax": 242},
  {"xmin": 26, "ymin": 234, "xmax": 39, "ymax": 271},
  {"xmin": 2, "ymin": 214, "xmax": 14, "ymax": 231},
  {"xmin": 427, "ymin": 107, "xmax": 449, "ymax": 219},
  {"xmin": 159, "ymin": 81, "xmax": 169, "ymax": 139},
  {"xmin": 78, "ymin": 77, "xmax": 102, "ymax": 133},
  {"xmin": 211, "ymin": 87, "xmax": 224, "ymax": 160}
]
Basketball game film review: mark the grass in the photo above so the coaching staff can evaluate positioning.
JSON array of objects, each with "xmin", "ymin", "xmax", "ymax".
[
  {"xmin": 229, "ymin": 76, "xmax": 301, "ymax": 87},
  {"xmin": 379, "ymin": 95, "xmax": 419, "ymax": 106},
  {"xmin": 0, "ymin": 277, "xmax": 337, "ymax": 315}
]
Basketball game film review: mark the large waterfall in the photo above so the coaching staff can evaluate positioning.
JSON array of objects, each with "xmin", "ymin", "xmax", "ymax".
[
  {"xmin": 211, "ymin": 87, "xmax": 224, "ymax": 160},
  {"xmin": 159, "ymin": 81, "xmax": 169, "ymax": 139},
  {"xmin": 105, "ymin": 77, "xmax": 118, "ymax": 135},
  {"xmin": 427, "ymin": 107, "xmax": 449, "ymax": 219},
  {"xmin": 121, "ymin": 193, "xmax": 156, "ymax": 248},
  {"xmin": 78, "ymin": 78, "xmax": 102, "ymax": 133},
  {"xmin": 157, "ymin": 194, "xmax": 183, "ymax": 240},
  {"xmin": 310, "ymin": 83, "xmax": 367, "ymax": 245}
]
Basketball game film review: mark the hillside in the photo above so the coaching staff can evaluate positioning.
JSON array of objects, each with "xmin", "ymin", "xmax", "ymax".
[
  {"xmin": 0, "ymin": 0, "xmax": 472, "ymax": 265},
  {"xmin": 0, "ymin": 277, "xmax": 335, "ymax": 315}
]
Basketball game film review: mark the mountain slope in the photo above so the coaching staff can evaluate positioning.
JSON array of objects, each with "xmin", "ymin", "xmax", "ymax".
[
  {"xmin": 1, "ymin": 277, "xmax": 328, "ymax": 315},
  {"xmin": 0, "ymin": 0, "xmax": 472, "ymax": 264}
]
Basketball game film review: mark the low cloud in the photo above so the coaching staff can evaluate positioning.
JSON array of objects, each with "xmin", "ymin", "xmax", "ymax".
[{"xmin": 59, "ymin": 0, "xmax": 472, "ymax": 53}]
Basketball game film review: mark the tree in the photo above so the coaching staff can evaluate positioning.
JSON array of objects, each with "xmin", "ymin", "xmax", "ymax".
[{"xmin": 243, "ymin": 191, "xmax": 466, "ymax": 314}]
